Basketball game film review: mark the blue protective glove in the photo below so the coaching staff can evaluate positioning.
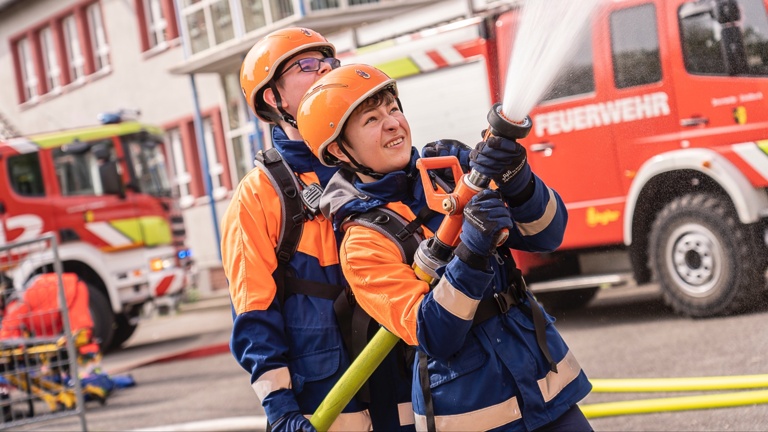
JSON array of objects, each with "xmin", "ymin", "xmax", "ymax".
[
  {"xmin": 469, "ymin": 135, "xmax": 533, "ymax": 200},
  {"xmin": 421, "ymin": 139, "xmax": 472, "ymax": 185},
  {"xmin": 459, "ymin": 189, "xmax": 514, "ymax": 256},
  {"xmin": 271, "ymin": 411, "xmax": 316, "ymax": 432}
]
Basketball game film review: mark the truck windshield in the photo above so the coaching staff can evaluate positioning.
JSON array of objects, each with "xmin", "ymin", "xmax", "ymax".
[
  {"xmin": 52, "ymin": 139, "xmax": 112, "ymax": 196},
  {"xmin": 680, "ymin": 0, "xmax": 768, "ymax": 76},
  {"xmin": 123, "ymin": 134, "xmax": 172, "ymax": 197}
]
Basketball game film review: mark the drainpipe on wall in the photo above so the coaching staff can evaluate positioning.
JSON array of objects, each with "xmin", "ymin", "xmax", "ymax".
[{"xmin": 173, "ymin": 0, "xmax": 222, "ymax": 262}]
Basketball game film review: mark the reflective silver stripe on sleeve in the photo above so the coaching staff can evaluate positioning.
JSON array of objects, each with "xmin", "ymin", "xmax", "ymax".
[
  {"xmin": 516, "ymin": 187, "xmax": 557, "ymax": 236},
  {"xmin": 399, "ymin": 402, "xmax": 415, "ymax": 426},
  {"xmin": 252, "ymin": 367, "xmax": 291, "ymax": 402},
  {"xmin": 414, "ymin": 396, "xmax": 521, "ymax": 431},
  {"xmin": 307, "ymin": 409, "xmax": 372, "ymax": 431},
  {"xmin": 538, "ymin": 350, "xmax": 582, "ymax": 403},
  {"xmin": 432, "ymin": 277, "xmax": 480, "ymax": 321}
]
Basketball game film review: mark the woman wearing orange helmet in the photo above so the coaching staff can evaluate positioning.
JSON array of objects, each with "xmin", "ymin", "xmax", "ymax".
[
  {"xmin": 297, "ymin": 65, "xmax": 593, "ymax": 432},
  {"xmin": 222, "ymin": 29, "xmax": 415, "ymax": 432}
]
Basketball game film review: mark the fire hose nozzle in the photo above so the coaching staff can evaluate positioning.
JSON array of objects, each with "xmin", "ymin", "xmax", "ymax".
[{"xmin": 486, "ymin": 103, "xmax": 533, "ymax": 141}]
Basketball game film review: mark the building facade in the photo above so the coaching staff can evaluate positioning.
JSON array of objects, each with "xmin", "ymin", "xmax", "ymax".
[{"xmin": 1, "ymin": 0, "xmax": 501, "ymax": 294}]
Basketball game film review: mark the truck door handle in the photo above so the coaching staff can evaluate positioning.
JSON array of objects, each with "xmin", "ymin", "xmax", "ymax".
[
  {"xmin": 530, "ymin": 142, "xmax": 555, "ymax": 153},
  {"xmin": 680, "ymin": 117, "xmax": 709, "ymax": 127}
]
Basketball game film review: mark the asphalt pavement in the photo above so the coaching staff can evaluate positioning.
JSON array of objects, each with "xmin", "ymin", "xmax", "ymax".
[
  {"xmin": 9, "ymin": 289, "xmax": 269, "ymax": 432},
  {"xmin": 7, "ymin": 284, "xmax": 768, "ymax": 431}
]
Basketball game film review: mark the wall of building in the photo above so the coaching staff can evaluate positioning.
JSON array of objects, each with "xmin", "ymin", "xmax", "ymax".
[
  {"xmin": 0, "ymin": 0, "xmax": 223, "ymax": 134},
  {"xmin": 0, "ymin": 0, "xmax": 497, "ymax": 298},
  {"xmin": 0, "ymin": 0, "xmax": 233, "ymax": 296}
]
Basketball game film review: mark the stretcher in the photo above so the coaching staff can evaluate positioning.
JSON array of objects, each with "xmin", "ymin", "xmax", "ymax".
[{"xmin": 0, "ymin": 329, "xmax": 107, "ymax": 421}]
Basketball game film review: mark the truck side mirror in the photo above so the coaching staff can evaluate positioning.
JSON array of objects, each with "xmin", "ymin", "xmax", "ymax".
[
  {"xmin": 714, "ymin": 0, "xmax": 740, "ymax": 24},
  {"xmin": 99, "ymin": 160, "xmax": 125, "ymax": 198}
]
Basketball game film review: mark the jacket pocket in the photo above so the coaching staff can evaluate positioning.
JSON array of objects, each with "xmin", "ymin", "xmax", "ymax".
[
  {"xmin": 289, "ymin": 346, "xmax": 341, "ymax": 394},
  {"xmin": 427, "ymin": 333, "xmax": 488, "ymax": 388}
]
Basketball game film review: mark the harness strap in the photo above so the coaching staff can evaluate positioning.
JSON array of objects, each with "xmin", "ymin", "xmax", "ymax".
[
  {"xmin": 418, "ymin": 352, "xmax": 436, "ymax": 432},
  {"xmin": 345, "ymin": 207, "xmax": 422, "ymax": 266},
  {"xmin": 472, "ymin": 288, "xmax": 518, "ymax": 326},
  {"xmin": 284, "ymin": 277, "xmax": 344, "ymax": 300},
  {"xmin": 497, "ymin": 248, "xmax": 558, "ymax": 373},
  {"xmin": 255, "ymin": 148, "xmax": 305, "ymax": 305},
  {"xmin": 397, "ymin": 206, "xmax": 437, "ymax": 242}
]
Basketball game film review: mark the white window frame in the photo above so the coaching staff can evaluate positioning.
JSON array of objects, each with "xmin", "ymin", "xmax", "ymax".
[
  {"xmin": 17, "ymin": 38, "xmax": 39, "ymax": 102},
  {"xmin": 167, "ymin": 127, "xmax": 195, "ymax": 208},
  {"xmin": 86, "ymin": 2, "xmax": 110, "ymax": 73},
  {"xmin": 202, "ymin": 117, "xmax": 227, "ymax": 200},
  {"xmin": 222, "ymin": 72, "xmax": 256, "ymax": 184},
  {"xmin": 144, "ymin": 0, "xmax": 169, "ymax": 49},
  {"xmin": 40, "ymin": 26, "xmax": 61, "ymax": 94},
  {"xmin": 179, "ymin": 0, "xmax": 239, "ymax": 55},
  {"xmin": 62, "ymin": 15, "xmax": 85, "ymax": 83}
]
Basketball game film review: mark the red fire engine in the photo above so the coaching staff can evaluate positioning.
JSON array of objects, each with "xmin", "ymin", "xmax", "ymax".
[
  {"xmin": 0, "ymin": 111, "xmax": 192, "ymax": 348},
  {"xmin": 346, "ymin": 0, "xmax": 768, "ymax": 317}
]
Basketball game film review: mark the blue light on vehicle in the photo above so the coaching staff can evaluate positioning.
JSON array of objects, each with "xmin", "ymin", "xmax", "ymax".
[
  {"xmin": 97, "ymin": 109, "xmax": 141, "ymax": 125},
  {"xmin": 178, "ymin": 249, "xmax": 192, "ymax": 259}
]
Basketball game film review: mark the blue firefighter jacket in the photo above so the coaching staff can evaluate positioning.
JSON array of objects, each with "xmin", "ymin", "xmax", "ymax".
[
  {"xmin": 320, "ymin": 148, "xmax": 593, "ymax": 431},
  {"xmin": 221, "ymin": 126, "xmax": 414, "ymax": 431}
]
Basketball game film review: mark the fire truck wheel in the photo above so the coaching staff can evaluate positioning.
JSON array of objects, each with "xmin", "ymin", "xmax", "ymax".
[
  {"xmin": 648, "ymin": 192, "xmax": 765, "ymax": 317},
  {"xmin": 87, "ymin": 284, "xmax": 115, "ymax": 351},
  {"xmin": 108, "ymin": 313, "xmax": 138, "ymax": 351}
]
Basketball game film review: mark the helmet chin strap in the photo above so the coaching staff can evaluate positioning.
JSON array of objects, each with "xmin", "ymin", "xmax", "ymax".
[
  {"xmin": 269, "ymin": 83, "xmax": 298, "ymax": 128},
  {"xmin": 336, "ymin": 140, "xmax": 385, "ymax": 180}
]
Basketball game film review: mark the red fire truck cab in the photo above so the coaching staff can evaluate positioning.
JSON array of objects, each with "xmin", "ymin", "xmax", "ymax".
[
  {"xmin": 349, "ymin": 0, "xmax": 768, "ymax": 317},
  {"xmin": 499, "ymin": 0, "xmax": 768, "ymax": 316},
  {"xmin": 0, "ymin": 112, "xmax": 191, "ymax": 349}
]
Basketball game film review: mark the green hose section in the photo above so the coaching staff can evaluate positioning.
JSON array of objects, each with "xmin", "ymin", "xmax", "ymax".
[
  {"xmin": 310, "ymin": 328, "xmax": 400, "ymax": 432},
  {"xmin": 591, "ymin": 374, "xmax": 768, "ymax": 392},
  {"xmin": 581, "ymin": 389, "xmax": 768, "ymax": 418}
]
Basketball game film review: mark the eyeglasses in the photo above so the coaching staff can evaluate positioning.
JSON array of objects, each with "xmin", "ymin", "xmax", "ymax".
[{"xmin": 275, "ymin": 57, "xmax": 341, "ymax": 80}]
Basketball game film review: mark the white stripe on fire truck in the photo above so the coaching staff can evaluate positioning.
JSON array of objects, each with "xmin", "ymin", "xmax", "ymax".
[
  {"xmin": 6, "ymin": 138, "xmax": 38, "ymax": 154},
  {"xmin": 410, "ymin": 51, "xmax": 439, "ymax": 72},
  {"xmin": 409, "ymin": 45, "xmax": 467, "ymax": 72},
  {"xmin": 436, "ymin": 45, "xmax": 465, "ymax": 64},
  {"xmin": 732, "ymin": 142, "xmax": 768, "ymax": 181},
  {"xmin": 85, "ymin": 222, "xmax": 134, "ymax": 247}
]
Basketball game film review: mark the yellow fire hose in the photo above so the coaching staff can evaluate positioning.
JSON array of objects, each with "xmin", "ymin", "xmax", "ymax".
[
  {"xmin": 581, "ymin": 389, "xmax": 768, "ymax": 419},
  {"xmin": 590, "ymin": 374, "xmax": 768, "ymax": 392},
  {"xmin": 310, "ymin": 328, "xmax": 400, "ymax": 432}
]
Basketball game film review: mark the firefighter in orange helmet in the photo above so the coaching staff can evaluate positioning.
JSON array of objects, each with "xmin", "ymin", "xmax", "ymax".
[
  {"xmin": 223, "ymin": 28, "xmax": 415, "ymax": 431},
  {"xmin": 297, "ymin": 64, "xmax": 593, "ymax": 431}
]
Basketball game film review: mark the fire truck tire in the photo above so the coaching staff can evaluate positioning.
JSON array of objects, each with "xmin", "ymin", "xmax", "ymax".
[
  {"xmin": 109, "ymin": 313, "xmax": 138, "ymax": 350},
  {"xmin": 536, "ymin": 287, "xmax": 599, "ymax": 311},
  {"xmin": 648, "ymin": 192, "xmax": 765, "ymax": 317},
  {"xmin": 87, "ymin": 284, "xmax": 115, "ymax": 350}
]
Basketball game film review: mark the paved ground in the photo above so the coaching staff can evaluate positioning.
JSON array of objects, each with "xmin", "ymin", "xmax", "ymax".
[
  {"xmin": 6, "ymin": 284, "xmax": 768, "ymax": 431},
  {"xmin": 7, "ymin": 290, "xmax": 267, "ymax": 432}
]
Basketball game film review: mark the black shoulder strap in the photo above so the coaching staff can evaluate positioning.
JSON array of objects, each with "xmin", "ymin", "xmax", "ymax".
[
  {"xmin": 339, "ymin": 205, "xmax": 436, "ymax": 403},
  {"xmin": 254, "ymin": 148, "xmax": 305, "ymax": 304},
  {"xmin": 343, "ymin": 206, "xmax": 436, "ymax": 266}
]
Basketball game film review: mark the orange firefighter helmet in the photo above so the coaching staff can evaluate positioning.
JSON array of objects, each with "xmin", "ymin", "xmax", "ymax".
[
  {"xmin": 240, "ymin": 27, "xmax": 336, "ymax": 123},
  {"xmin": 297, "ymin": 64, "xmax": 398, "ymax": 166}
]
